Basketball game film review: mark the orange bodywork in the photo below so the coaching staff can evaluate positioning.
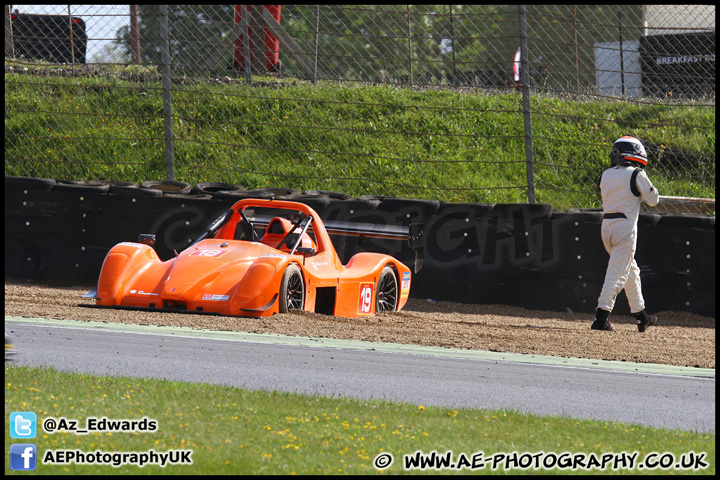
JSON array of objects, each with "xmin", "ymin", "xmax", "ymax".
[{"xmin": 92, "ymin": 199, "xmax": 411, "ymax": 317}]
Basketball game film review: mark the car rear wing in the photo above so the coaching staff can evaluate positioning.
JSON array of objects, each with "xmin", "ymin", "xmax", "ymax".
[
  {"xmin": 249, "ymin": 214, "xmax": 423, "ymax": 247},
  {"xmin": 249, "ymin": 214, "xmax": 425, "ymax": 271}
]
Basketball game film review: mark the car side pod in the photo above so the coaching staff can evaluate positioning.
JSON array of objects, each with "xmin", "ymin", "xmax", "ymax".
[{"xmin": 82, "ymin": 233, "xmax": 156, "ymax": 301}]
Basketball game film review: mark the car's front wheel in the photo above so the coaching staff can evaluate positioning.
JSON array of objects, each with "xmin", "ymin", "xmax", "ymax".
[
  {"xmin": 279, "ymin": 264, "xmax": 304, "ymax": 313},
  {"xmin": 375, "ymin": 266, "xmax": 398, "ymax": 313}
]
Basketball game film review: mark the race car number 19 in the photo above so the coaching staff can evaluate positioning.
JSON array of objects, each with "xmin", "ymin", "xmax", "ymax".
[
  {"xmin": 190, "ymin": 249, "xmax": 228, "ymax": 258},
  {"xmin": 359, "ymin": 283, "xmax": 374, "ymax": 314}
]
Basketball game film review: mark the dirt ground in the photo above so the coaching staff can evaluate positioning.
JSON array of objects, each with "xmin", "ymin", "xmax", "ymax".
[{"xmin": 4, "ymin": 282, "xmax": 715, "ymax": 369}]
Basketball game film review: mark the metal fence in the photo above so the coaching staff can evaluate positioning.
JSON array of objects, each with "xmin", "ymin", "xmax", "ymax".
[{"xmin": 5, "ymin": 5, "xmax": 716, "ymax": 212}]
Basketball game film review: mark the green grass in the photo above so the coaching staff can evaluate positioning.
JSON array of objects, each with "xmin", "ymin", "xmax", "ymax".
[
  {"xmin": 5, "ymin": 365, "xmax": 714, "ymax": 475},
  {"xmin": 4, "ymin": 62, "xmax": 716, "ymax": 208}
]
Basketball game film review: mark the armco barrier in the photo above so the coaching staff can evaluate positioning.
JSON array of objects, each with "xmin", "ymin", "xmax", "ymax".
[{"xmin": 4, "ymin": 183, "xmax": 715, "ymax": 318}]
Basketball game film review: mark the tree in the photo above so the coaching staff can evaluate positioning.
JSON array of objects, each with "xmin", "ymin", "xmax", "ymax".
[{"xmin": 114, "ymin": 5, "xmax": 235, "ymax": 68}]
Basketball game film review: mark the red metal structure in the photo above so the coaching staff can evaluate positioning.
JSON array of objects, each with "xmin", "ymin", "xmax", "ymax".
[{"xmin": 234, "ymin": 5, "xmax": 281, "ymax": 72}]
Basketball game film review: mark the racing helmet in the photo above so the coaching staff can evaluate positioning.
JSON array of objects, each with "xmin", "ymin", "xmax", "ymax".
[{"xmin": 610, "ymin": 135, "xmax": 648, "ymax": 168}]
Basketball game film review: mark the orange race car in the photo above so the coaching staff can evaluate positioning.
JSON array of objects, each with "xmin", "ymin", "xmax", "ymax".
[{"xmin": 82, "ymin": 198, "xmax": 418, "ymax": 318}]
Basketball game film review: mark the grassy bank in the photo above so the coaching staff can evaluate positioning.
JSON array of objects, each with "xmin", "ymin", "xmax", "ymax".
[
  {"xmin": 5, "ymin": 365, "xmax": 715, "ymax": 475},
  {"xmin": 4, "ymin": 64, "xmax": 716, "ymax": 206}
]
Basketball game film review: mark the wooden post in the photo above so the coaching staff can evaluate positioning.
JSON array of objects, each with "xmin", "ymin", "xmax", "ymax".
[
  {"xmin": 242, "ymin": 5, "xmax": 251, "ymax": 82},
  {"xmin": 130, "ymin": 5, "xmax": 141, "ymax": 64},
  {"xmin": 249, "ymin": 5, "xmax": 263, "ymax": 72},
  {"xmin": 5, "ymin": 4, "xmax": 14, "ymax": 58},
  {"xmin": 312, "ymin": 5, "xmax": 320, "ymax": 82},
  {"xmin": 407, "ymin": 5, "xmax": 413, "ymax": 86},
  {"xmin": 68, "ymin": 6, "xmax": 76, "ymax": 72}
]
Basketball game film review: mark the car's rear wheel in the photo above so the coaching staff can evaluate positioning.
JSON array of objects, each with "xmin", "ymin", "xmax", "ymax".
[
  {"xmin": 376, "ymin": 266, "xmax": 398, "ymax": 313},
  {"xmin": 279, "ymin": 264, "xmax": 304, "ymax": 313}
]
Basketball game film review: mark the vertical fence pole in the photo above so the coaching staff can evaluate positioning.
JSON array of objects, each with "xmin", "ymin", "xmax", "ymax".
[
  {"xmin": 5, "ymin": 4, "xmax": 14, "ymax": 58},
  {"xmin": 518, "ymin": 5, "xmax": 536, "ymax": 204},
  {"xmin": 249, "ymin": 5, "xmax": 263, "ymax": 73},
  {"xmin": 618, "ymin": 9, "xmax": 625, "ymax": 96},
  {"xmin": 450, "ymin": 5, "xmax": 457, "ymax": 83},
  {"xmin": 241, "ymin": 5, "xmax": 252, "ymax": 83},
  {"xmin": 130, "ymin": 5, "xmax": 141, "ymax": 64},
  {"xmin": 407, "ymin": 5, "xmax": 413, "ymax": 86},
  {"xmin": 159, "ymin": 5, "xmax": 175, "ymax": 181},
  {"xmin": 573, "ymin": 5, "xmax": 579, "ymax": 91},
  {"xmin": 67, "ymin": 6, "xmax": 76, "ymax": 75},
  {"xmin": 313, "ymin": 5, "xmax": 320, "ymax": 83}
]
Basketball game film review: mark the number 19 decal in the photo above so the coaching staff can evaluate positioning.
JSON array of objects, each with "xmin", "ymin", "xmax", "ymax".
[
  {"xmin": 359, "ymin": 283, "xmax": 374, "ymax": 314},
  {"xmin": 190, "ymin": 248, "xmax": 228, "ymax": 258}
]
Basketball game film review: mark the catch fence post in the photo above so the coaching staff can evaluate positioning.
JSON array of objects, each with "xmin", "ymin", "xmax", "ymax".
[
  {"xmin": 518, "ymin": 5, "xmax": 536, "ymax": 204},
  {"xmin": 159, "ymin": 5, "xmax": 175, "ymax": 181}
]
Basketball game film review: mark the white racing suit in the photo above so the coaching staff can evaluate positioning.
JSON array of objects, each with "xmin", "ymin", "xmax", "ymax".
[{"xmin": 597, "ymin": 165, "xmax": 659, "ymax": 313}]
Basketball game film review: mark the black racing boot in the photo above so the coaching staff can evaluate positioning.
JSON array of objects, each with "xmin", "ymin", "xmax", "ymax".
[
  {"xmin": 635, "ymin": 310, "xmax": 657, "ymax": 333},
  {"xmin": 591, "ymin": 308, "xmax": 613, "ymax": 331}
]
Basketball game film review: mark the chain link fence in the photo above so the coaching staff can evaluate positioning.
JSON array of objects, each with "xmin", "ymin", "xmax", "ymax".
[{"xmin": 5, "ymin": 5, "xmax": 715, "ymax": 213}]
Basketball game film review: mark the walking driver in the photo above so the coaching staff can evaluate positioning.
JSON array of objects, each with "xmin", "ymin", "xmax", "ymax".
[{"xmin": 592, "ymin": 136, "xmax": 660, "ymax": 332}]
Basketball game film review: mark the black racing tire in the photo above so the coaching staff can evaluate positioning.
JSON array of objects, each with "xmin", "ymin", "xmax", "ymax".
[
  {"xmin": 492, "ymin": 203, "xmax": 554, "ymax": 220},
  {"xmin": 192, "ymin": 182, "xmax": 246, "ymax": 197},
  {"xmin": 264, "ymin": 187, "xmax": 301, "ymax": 199},
  {"xmin": 165, "ymin": 193, "xmax": 213, "ymax": 200},
  {"xmin": 380, "ymin": 197, "xmax": 441, "ymax": 219},
  {"xmin": 111, "ymin": 185, "xmax": 163, "ymax": 196},
  {"xmin": 279, "ymin": 264, "xmax": 305, "ymax": 313},
  {"xmin": 140, "ymin": 180, "xmax": 192, "ymax": 195},
  {"xmin": 375, "ymin": 266, "xmax": 399, "ymax": 313},
  {"xmin": 355, "ymin": 195, "xmax": 390, "ymax": 209},
  {"xmin": 657, "ymin": 215, "xmax": 715, "ymax": 228},
  {"xmin": 435, "ymin": 202, "xmax": 495, "ymax": 219},
  {"xmin": 107, "ymin": 181, "xmax": 138, "ymax": 188},
  {"xmin": 107, "ymin": 181, "xmax": 138, "ymax": 194},
  {"xmin": 5, "ymin": 176, "xmax": 57, "ymax": 191},
  {"xmin": 53, "ymin": 180, "xmax": 110, "ymax": 193},
  {"xmin": 293, "ymin": 194, "xmax": 332, "ymax": 214},
  {"xmin": 302, "ymin": 189, "xmax": 352, "ymax": 201},
  {"xmin": 637, "ymin": 213, "xmax": 662, "ymax": 226}
]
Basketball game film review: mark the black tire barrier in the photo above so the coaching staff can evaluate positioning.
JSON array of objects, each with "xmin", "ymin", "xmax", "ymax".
[
  {"xmin": 5, "ymin": 176, "xmax": 57, "ymax": 191},
  {"xmin": 165, "ymin": 193, "xmax": 214, "ymax": 200},
  {"xmin": 323, "ymin": 198, "xmax": 383, "ymax": 220},
  {"xmin": 657, "ymin": 214, "xmax": 715, "ymax": 228},
  {"xmin": 293, "ymin": 194, "xmax": 333, "ymax": 214},
  {"xmin": 551, "ymin": 211, "xmax": 603, "ymax": 223},
  {"xmin": 4, "ymin": 238, "xmax": 46, "ymax": 281},
  {"xmin": 638, "ymin": 213, "xmax": 662, "ymax": 226},
  {"xmin": 4, "ymin": 186, "xmax": 714, "ymax": 317},
  {"xmin": 435, "ymin": 202, "xmax": 495, "ymax": 219},
  {"xmin": 107, "ymin": 181, "xmax": 138, "ymax": 192},
  {"xmin": 302, "ymin": 189, "xmax": 352, "ymax": 201},
  {"xmin": 380, "ymin": 197, "xmax": 441, "ymax": 223},
  {"xmin": 191, "ymin": 182, "xmax": 247, "ymax": 197},
  {"xmin": 265, "ymin": 187, "xmax": 301, "ymax": 199},
  {"xmin": 111, "ymin": 185, "xmax": 163, "ymax": 197},
  {"xmin": 140, "ymin": 180, "xmax": 192, "ymax": 195},
  {"xmin": 563, "ymin": 209, "xmax": 662, "ymax": 226},
  {"xmin": 213, "ymin": 187, "xmax": 301, "ymax": 201},
  {"xmin": 213, "ymin": 188, "xmax": 276, "ymax": 201},
  {"xmin": 352, "ymin": 195, "xmax": 388, "ymax": 209},
  {"xmin": 492, "ymin": 203, "xmax": 554, "ymax": 220},
  {"xmin": 566, "ymin": 207, "xmax": 602, "ymax": 212},
  {"xmin": 52, "ymin": 180, "xmax": 110, "ymax": 193}
]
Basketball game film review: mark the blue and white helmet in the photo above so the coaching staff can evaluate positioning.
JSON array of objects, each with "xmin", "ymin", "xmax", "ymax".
[{"xmin": 610, "ymin": 136, "xmax": 648, "ymax": 168}]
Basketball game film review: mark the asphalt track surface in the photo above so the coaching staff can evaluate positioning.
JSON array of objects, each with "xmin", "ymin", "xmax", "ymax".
[{"xmin": 6, "ymin": 316, "xmax": 715, "ymax": 434}]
